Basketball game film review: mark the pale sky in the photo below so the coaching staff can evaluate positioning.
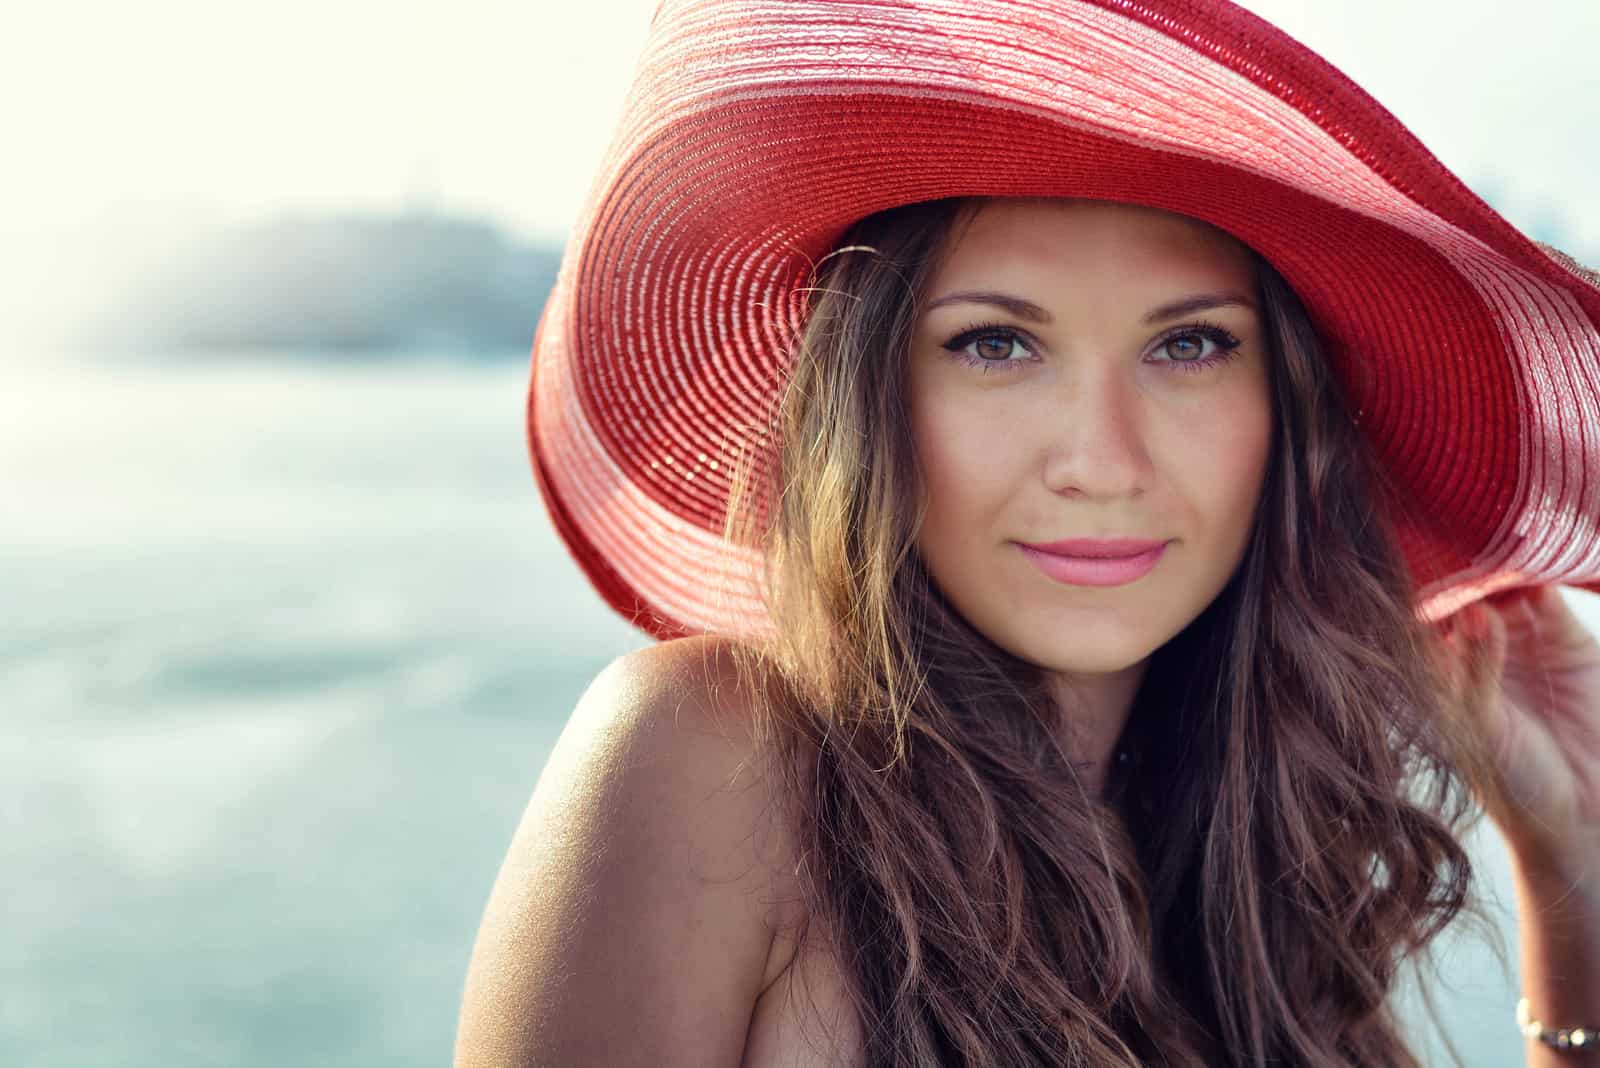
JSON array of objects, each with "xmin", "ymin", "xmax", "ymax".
[{"xmin": 5, "ymin": 0, "xmax": 1597, "ymax": 255}]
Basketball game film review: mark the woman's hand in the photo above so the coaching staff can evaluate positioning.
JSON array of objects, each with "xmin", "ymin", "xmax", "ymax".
[{"xmin": 1436, "ymin": 585, "xmax": 1600, "ymax": 876}]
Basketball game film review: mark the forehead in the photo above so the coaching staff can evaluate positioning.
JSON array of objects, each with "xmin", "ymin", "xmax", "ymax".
[{"xmin": 933, "ymin": 197, "xmax": 1255, "ymax": 289}]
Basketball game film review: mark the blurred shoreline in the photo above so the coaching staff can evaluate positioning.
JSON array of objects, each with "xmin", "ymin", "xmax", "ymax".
[{"xmin": 8, "ymin": 207, "xmax": 563, "ymax": 359}]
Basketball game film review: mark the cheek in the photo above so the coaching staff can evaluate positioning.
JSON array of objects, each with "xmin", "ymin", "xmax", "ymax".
[
  {"xmin": 1169, "ymin": 387, "xmax": 1274, "ymax": 534},
  {"xmin": 910, "ymin": 386, "xmax": 1017, "ymax": 526}
]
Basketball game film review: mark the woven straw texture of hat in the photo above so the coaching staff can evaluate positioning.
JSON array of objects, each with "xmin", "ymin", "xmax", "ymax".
[{"xmin": 528, "ymin": 0, "xmax": 1600, "ymax": 640}]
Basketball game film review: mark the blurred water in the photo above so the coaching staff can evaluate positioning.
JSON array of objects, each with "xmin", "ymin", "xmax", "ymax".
[{"xmin": 0, "ymin": 354, "xmax": 1575, "ymax": 1066}]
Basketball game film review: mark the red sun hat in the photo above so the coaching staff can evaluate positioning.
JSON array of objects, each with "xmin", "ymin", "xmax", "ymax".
[{"xmin": 527, "ymin": 0, "xmax": 1600, "ymax": 642}]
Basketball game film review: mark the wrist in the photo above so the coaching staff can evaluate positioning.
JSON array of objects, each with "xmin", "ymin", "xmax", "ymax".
[
  {"xmin": 1506, "ymin": 839, "xmax": 1600, "ymax": 1053},
  {"xmin": 1517, "ymin": 996, "xmax": 1600, "ymax": 1051}
]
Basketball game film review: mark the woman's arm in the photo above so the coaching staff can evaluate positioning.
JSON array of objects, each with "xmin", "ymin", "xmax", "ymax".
[
  {"xmin": 453, "ymin": 639, "xmax": 791, "ymax": 1068},
  {"xmin": 1433, "ymin": 589, "xmax": 1600, "ymax": 1064},
  {"xmin": 1509, "ymin": 843, "xmax": 1600, "ymax": 1066}
]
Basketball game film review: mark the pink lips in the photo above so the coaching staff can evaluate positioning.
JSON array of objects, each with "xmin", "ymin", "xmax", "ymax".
[{"xmin": 1015, "ymin": 538, "xmax": 1170, "ymax": 587}]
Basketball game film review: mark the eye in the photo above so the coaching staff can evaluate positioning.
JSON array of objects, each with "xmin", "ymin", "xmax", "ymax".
[
  {"xmin": 940, "ymin": 321, "xmax": 1037, "ymax": 373},
  {"xmin": 1147, "ymin": 321, "xmax": 1244, "ymax": 374}
]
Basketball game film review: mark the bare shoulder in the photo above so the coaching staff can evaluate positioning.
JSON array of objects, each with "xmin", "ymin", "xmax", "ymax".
[
  {"xmin": 587, "ymin": 633, "xmax": 783, "ymax": 765},
  {"xmin": 569, "ymin": 634, "xmax": 800, "ymax": 892},
  {"xmin": 592, "ymin": 634, "xmax": 809, "ymax": 935},
  {"xmin": 453, "ymin": 634, "xmax": 807, "ymax": 1068}
]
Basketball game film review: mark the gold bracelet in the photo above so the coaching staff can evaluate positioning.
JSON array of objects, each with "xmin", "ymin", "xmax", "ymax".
[{"xmin": 1518, "ymin": 996, "xmax": 1600, "ymax": 1052}]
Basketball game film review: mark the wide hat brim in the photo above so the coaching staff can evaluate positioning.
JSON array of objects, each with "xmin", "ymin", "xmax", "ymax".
[{"xmin": 529, "ymin": 0, "xmax": 1600, "ymax": 641}]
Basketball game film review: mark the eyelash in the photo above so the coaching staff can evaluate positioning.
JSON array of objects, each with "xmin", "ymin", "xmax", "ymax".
[{"xmin": 941, "ymin": 318, "xmax": 1244, "ymax": 376}]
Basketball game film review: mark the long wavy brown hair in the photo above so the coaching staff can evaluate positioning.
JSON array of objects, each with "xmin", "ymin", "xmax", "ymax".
[{"xmin": 721, "ymin": 196, "xmax": 1505, "ymax": 1067}]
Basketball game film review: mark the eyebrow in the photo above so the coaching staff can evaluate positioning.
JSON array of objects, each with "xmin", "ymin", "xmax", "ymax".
[{"xmin": 921, "ymin": 290, "xmax": 1258, "ymax": 325}]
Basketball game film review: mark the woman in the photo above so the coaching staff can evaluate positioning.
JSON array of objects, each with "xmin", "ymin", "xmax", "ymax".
[{"xmin": 456, "ymin": 2, "xmax": 1600, "ymax": 1065}]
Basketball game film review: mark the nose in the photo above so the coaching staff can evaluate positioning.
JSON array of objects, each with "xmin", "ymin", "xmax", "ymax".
[{"xmin": 1039, "ymin": 359, "xmax": 1152, "ymax": 500}]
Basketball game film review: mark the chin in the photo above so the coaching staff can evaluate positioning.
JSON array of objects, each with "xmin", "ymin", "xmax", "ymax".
[{"xmin": 1005, "ymin": 629, "xmax": 1157, "ymax": 677}]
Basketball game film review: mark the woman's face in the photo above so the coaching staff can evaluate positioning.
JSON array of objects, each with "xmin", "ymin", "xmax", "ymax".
[{"xmin": 907, "ymin": 196, "xmax": 1274, "ymax": 679}]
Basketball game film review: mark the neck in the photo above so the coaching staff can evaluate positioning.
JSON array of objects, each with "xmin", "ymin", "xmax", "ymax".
[{"xmin": 1047, "ymin": 658, "xmax": 1148, "ymax": 799}]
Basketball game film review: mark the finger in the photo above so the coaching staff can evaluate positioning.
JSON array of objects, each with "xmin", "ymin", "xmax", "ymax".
[
  {"xmin": 1452, "ymin": 603, "xmax": 1506, "ymax": 698},
  {"xmin": 1471, "ymin": 601, "xmax": 1508, "ymax": 672},
  {"xmin": 1485, "ymin": 585, "xmax": 1536, "ymax": 609},
  {"xmin": 1447, "ymin": 610, "xmax": 1515, "ymax": 798},
  {"xmin": 1496, "ymin": 586, "xmax": 1544, "ymax": 634}
]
